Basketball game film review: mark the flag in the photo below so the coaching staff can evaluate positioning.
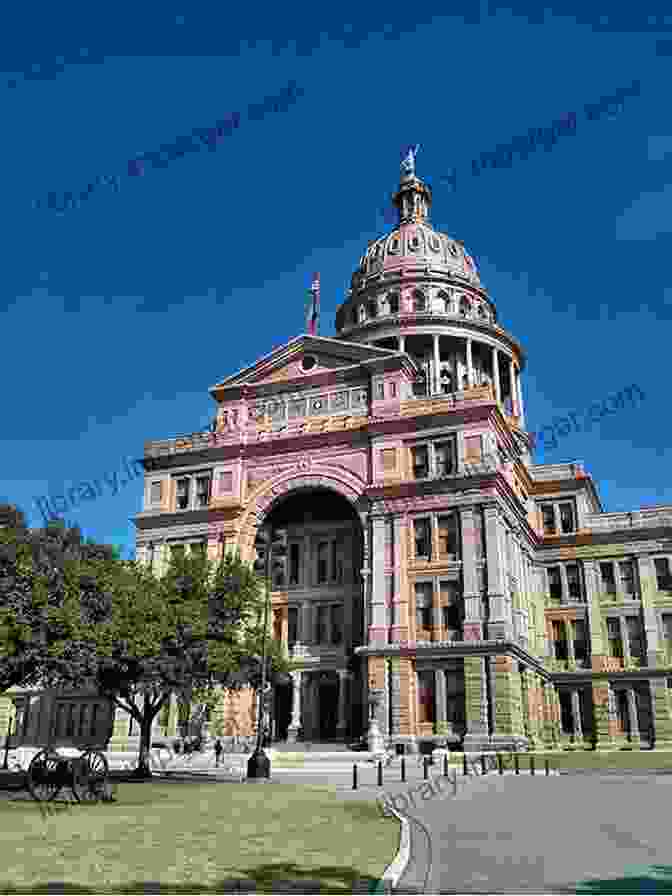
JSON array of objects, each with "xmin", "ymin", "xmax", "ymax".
[{"xmin": 305, "ymin": 272, "xmax": 320, "ymax": 336}]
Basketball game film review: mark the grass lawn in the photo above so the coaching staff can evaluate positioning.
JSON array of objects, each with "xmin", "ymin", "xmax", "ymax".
[{"xmin": 0, "ymin": 780, "xmax": 399, "ymax": 894}]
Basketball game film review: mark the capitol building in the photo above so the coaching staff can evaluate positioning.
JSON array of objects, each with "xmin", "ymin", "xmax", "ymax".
[{"xmin": 5, "ymin": 154, "xmax": 672, "ymax": 755}]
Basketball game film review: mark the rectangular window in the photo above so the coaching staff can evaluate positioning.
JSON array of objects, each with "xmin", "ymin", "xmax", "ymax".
[
  {"xmin": 78, "ymin": 704, "xmax": 88, "ymax": 738},
  {"xmin": 541, "ymin": 505, "xmax": 556, "ymax": 535},
  {"xmin": 414, "ymin": 519, "xmax": 431, "ymax": 559},
  {"xmin": 627, "ymin": 616, "xmax": 645, "ymax": 660},
  {"xmin": 437, "ymin": 514, "xmax": 460, "ymax": 559},
  {"xmin": 390, "ymin": 382, "xmax": 397, "ymax": 398},
  {"xmin": 176, "ymin": 478, "xmax": 190, "ymax": 510},
  {"xmin": 316, "ymin": 605, "xmax": 328, "ymax": 643},
  {"xmin": 559, "ymin": 502, "xmax": 575, "ymax": 534},
  {"xmin": 552, "ymin": 619, "xmax": 568, "ymax": 660},
  {"xmin": 607, "ymin": 618, "xmax": 623, "ymax": 658},
  {"xmin": 566, "ymin": 564, "xmax": 582, "ymax": 600},
  {"xmin": 655, "ymin": 557, "xmax": 672, "ymax": 591},
  {"xmin": 317, "ymin": 542, "xmax": 329, "ymax": 584},
  {"xmin": 331, "ymin": 539, "xmax": 344, "ymax": 583},
  {"xmin": 445, "ymin": 671, "xmax": 466, "ymax": 725},
  {"xmin": 417, "ymin": 670, "xmax": 435, "ymax": 724},
  {"xmin": 288, "ymin": 607, "xmax": 298, "ymax": 645},
  {"xmin": 330, "ymin": 605, "xmax": 343, "ymax": 644},
  {"xmin": 376, "ymin": 382, "xmax": 385, "ymax": 399},
  {"xmin": 619, "ymin": 560, "xmax": 636, "ymax": 597},
  {"xmin": 411, "ymin": 445, "xmax": 429, "ymax": 479},
  {"xmin": 415, "ymin": 583, "xmax": 433, "ymax": 630},
  {"xmin": 573, "ymin": 618, "xmax": 589, "ymax": 663},
  {"xmin": 435, "ymin": 441, "xmax": 455, "ymax": 477},
  {"xmin": 600, "ymin": 563, "xmax": 616, "ymax": 595},
  {"xmin": 547, "ymin": 566, "xmax": 562, "ymax": 601},
  {"xmin": 289, "ymin": 543, "xmax": 301, "ymax": 586},
  {"xmin": 195, "ymin": 475, "xmax": 212, "ymax": 508},
  {"xmin": 150, "ymin": 481, "xmax": 162, "ymax": 504},
  {"xmin": 441, "ymin": 582, "xmax": 461, "ymax": 638}
]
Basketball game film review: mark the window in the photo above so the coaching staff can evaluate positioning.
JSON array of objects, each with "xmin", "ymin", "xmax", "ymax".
[
  {"xmin": 435, "ymin": 442, "xmax": 455, "ymax": 476},
  {"xmin": 541, "ymin": 505, "xmax": 556, "ymax": 535},
  {"xmin": 573, "ymin": 619, "xmax": 589, "ymax": 664},
  {"xmin": 417, "ymin": 670, "xmax": 435, "ymax": 724},
  {"xmin": 414, "ymin": 519, "xmax": 431, "ymax": 559},
  {"xmin": 330, "ymin": 605, "xmax": 343, "ymax": 644},
  {"xmin": 90, "ymin": 703, "xmax": 100, "ymax": 738},
  {"xmin": 388, "ymin": 294, "xmax": 399, "ymax": 314},
  {"xmin": 195, "ymin": 475, "xmax": 212, "ymax": 508},
  {"xmin": 445, "ymin": 670, "xmax": 466, "ymax": 725},
  {"xmin": 411, "ymin": 445, "xmax": 429, "ymax": 479},
  {"xmin": 437, "ymin": 514, "xmax": 460, "ymax": 559},
  {"xmin": 441, "ymin": 582, "xmax": 461, "ymax": 638},
  {"xmin": 66, "ymin": 703, "xmax": 76, "ymax": 737},
  {"xmin": 415, "ymin": 583, "xmax": 433, "ymax": 629},
  {"xmin": 438, "ymin": 292, "xmax": 451, "ymax": 313},
  {"xmin": 150, "ymin": 481, "xmax": 162, "ymax": 504},
  {"xmin": 351, "ymin": 308, "xmax": 358, "ymax": 325},
  {"xmin": 289, "ymin": 543, "xmax": 301, "ymax": 586},
  {"xmin": 413, "ymin": 291, "xmax": 426, "ymax": 312},
  {"xmin": 78, "ymin": 704, "xmax": 88, "ymax": 738},
  {"xmin": 559, "ymin": 503, "xmax": 575, "ymax": 533},
  {"xmin": 331, "ymin": 539, "xmax": 344, "ymax": 583},
  {"xmin": 626, "ymin": 616, "xmax": 645, "ymax": 660},
  {"xmin": 390, "ymin": 382, "xmax": 397, "ymax": 397},
  {"xmin": 547, "ymin": 566, "xmax": 562, "ymax": 601},
  {"xmin": 607, "ymin": 618, "xmax": 623, "ymax": 658},
  {"xmin": 176, "ymin": 478, "xmax": 191, "ymax": 510},
  {"xmin": 376, "ymin": 382, "xmax": 385, "ymax": 399},
  {"xmin": 552, "ymin": 620, "xmax": 568, "ymax": 660},
  {"xmin": 317, "ymin": 542, "xmax": 329, "ymax": 584},
  {"xmin": 655, "ymin": 558, "xmax": 672, "ymax": 591},
  {"xmin": 459, "ymin": 297, "xmax": 470, "ymax": 317},
  {"xmin": 315, "ymin": 605, "xmax": 328, "ymax": 643},
  {"xmin": 566, "ymin": 564, "xmax": 582, "ymax": 600},
  {"xmin": 288, "ymin": 607, "xmax": 298, "ymax": 645},
  {"xmin": 367, "ymin": 301, "xmax": 378, "ymax": 318},
  {"xmin": 600, "ymin": 563, "xmax": 616, "ymax": 595},
  {"xmin": 359, "ymin": 305, "xmax": 366, "ymax": 322},
  {"xmin": 619, "ymin": 560, "xmax": 636, "ymax": 597}
]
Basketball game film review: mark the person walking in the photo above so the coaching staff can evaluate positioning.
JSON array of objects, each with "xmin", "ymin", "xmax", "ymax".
[{"xmin": 214, "ymin": 738, "xmax": 223, "ymax": 767}]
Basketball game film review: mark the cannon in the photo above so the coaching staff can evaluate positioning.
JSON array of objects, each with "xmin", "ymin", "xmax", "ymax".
[{"xmin": 26, "ymin": 747, "xmax": 111, "ymax": 803}]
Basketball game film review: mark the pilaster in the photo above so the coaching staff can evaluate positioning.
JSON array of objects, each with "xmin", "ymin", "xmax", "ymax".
[
  {"xmin": 369, "ymin": 516, "xmax": 388, "ymax": 646},
  {"xmin": 390, "ymin": 514, "xmax": 409, "ymax": 642},
  {"xmin": 462, "ymin": 656, "xmax": 490, "ymax": 751},
  {"xmin": 637, "ymin": 556, "xmax": 663, "ymax": 667},
  {"xmin": 461, "ymin": 506, "xmax": 484, "ymax": 640},
  {"xmin": 650, "ymin": 678, "xmax": 672, "ymax": 748},
  {"xmin": 484, "ymin": 506, "xmax": 512, "ymax": 640}
]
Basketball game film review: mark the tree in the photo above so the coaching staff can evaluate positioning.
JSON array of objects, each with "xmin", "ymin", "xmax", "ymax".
[{"xmin": 43, "ymin": 549, "xmax": 292, "ymax": 777}]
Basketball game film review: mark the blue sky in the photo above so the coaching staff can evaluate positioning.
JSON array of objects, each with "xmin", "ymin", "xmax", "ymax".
[{"xmin": 1, "ymin": 1, "xmax": 671, "ymax": 558}]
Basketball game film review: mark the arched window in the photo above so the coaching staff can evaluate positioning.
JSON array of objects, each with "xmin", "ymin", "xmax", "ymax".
[
  {"xmin": 438, "ymin": 291, "xmax": 451, "ymax": 313},
  {"xmin": 388, "ymin": 293, "xmax": 399, "ymax": 314},
  {"xmin": 359, "ymin": 305, "xmax": 367, "ymax": 322},
  {"xmin": 413, "ymin": 291, "xmax": 426, "ymax": 312},
  {"xmin": 459, "ymin": 296, "xmax": 470, "ymax": 317}
]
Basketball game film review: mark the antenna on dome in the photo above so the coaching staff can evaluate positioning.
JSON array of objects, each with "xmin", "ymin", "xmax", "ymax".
[{"xmin": 305, "ymin": 272, "xmax": 320, "ymax": 336}]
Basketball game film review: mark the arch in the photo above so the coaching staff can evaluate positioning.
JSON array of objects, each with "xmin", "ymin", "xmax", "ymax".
[
  {"xmin": 437, "ymin": 290, "xmax": 452, "ymax": 313},
  {"xmin": 238, "ymin": 467, "xmax": 369, "ymax": 563}
]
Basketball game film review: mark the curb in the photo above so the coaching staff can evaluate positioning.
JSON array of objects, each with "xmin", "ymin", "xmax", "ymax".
[{"xmin": 378, "ymin": 803, "xmax": 411, "ymax": 893}]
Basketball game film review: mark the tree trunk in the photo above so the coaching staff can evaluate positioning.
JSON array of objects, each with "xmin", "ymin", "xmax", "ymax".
[{"xmin": 132, "ymin": 695, "xmax": 154, "ymax": 779}]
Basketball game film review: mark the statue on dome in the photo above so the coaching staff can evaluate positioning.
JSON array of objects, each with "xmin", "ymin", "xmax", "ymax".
[{"xmin": 401, "ymin": 144, "xmax": 421, "ymax": 177}]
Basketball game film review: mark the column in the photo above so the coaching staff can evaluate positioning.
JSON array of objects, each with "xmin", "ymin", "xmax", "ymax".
[
  {"xmin": 435, "ymin": 669, "xmax": 448, "ymax": 735},
  {"xmin": 619, "ymin": 616, "xmax": 631, "ymax": 662},
  {"xmin": 461, "ymin": 507, "xmax": 483, "ymax": 640},
  {"xmin": 626, "ymin": 687, "xmax": 640, "ymax": 744},
  {"xmin": 369, "ymin": 517, "xmax": 388, "ymax": 646},
  {"xmin": 398, "ymin": 334, "xmax": 405, "ymax": 352},
  {"xmin": 466, "ymin": 338, "xmax": 474, "ymax": 387},
  {"xmin": 516, "ymin": 366, "xmax": 526, "ymax": 429},
  {"xmin": 565, "ymin": 619, "xmax": 576, "ymax": 663},
  {"xmin": 492, "ymin": 347, "xmax": 501, "ymax": 403},
  {"xmin": 336, "ymin": 670, "xmax": 348, "ymax": 737},
  {"xmin": 544, "ymin": 682, "xmax": 561, "ymax": 748},
  {"xmin": 433, "ymin": 334, "xmax": 441, "ymax": 395},
  {"xmin": 637, "ymin": 556, "xmax": 662, "ymax": 667},
  {"xmin": 570, "ymin": 689, "xmax": 583, "ymax": 742},
  {"xmin": 509, "ymin": 357, "xmax": 517, "ymax": 416}
]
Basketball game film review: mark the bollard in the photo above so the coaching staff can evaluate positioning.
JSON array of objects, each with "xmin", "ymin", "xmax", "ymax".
[
  {"xmin": 352, "ymin": 763, "xmax": 358, "ymax": 790},
  {"xmin": 481, "ymin": 753, "xmax": 487, "ymax": 775},
  {"xmin": 443, "ymin": 753, "xmax": 448, "ymax": 777},
  {"xmin": 530, "ymin": 755, "xmax": 535, "ymax": 776},
  {"xmin": 514, "ymin": 754, "xmax": 519, "ymax": 775},
  {"xmin": 498, "ymin": 753, "xmax": 503, "ymax": 775},
  {"xmin": 545, "ymin": 758, "xmax": 550, "ymax": 776},
  {"xmin": 463, "ymin": 754, "xmax": 468, "ymax": 776},
  {"xmin": 423, "ymin": 757, "xmax": 429, "ymax": 780},
  {"xmin": 401, "ymin": 756, "xmax": 406, "ymax": 782},
  {"xmin": 378, "ymin": 760, "xmax": 383, "ymax": 787}
]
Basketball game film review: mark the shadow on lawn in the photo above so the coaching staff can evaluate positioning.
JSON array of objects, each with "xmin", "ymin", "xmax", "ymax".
[
  {"xmin": 0, "ymin": 863, "xmax": 394, "ymax": 893},
  {"xmin": 548, "ymin": 865, "xmax": 672, "ymax": 893}
]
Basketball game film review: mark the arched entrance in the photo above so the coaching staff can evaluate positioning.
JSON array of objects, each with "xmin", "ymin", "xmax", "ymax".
[{"xmin": 261, "ymin": 487, "xmax": 365, "ymax": 744}]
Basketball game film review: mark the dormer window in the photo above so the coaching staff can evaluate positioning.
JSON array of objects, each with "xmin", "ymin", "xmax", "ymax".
[{"xmin": 413, "ymin": 291, "xmax": 426, "ymax": 312}]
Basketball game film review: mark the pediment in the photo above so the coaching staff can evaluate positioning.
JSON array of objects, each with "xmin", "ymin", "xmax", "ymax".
[{"xmin": 211, "ymin": 335, "xmax": 401, "ymax": 393}]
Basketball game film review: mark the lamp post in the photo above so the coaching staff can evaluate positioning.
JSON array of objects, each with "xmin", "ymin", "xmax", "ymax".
[{"xmin": 247, "ymin": 525, "xmax": 287, "ymax": 780}]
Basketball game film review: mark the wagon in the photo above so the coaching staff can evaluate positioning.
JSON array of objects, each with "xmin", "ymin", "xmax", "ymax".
[{"xmin": 26, "ymin": 746, "xmax": 111, "ymax": 803}]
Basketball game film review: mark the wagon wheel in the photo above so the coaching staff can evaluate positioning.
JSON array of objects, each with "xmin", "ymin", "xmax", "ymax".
[
  {"xmin": 27, "ymin": 749, "xmax": 63, "ymax": 802},
  {"xmin": 72, "ymin": 750, "xmax": 109, "ymax": 802}
]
